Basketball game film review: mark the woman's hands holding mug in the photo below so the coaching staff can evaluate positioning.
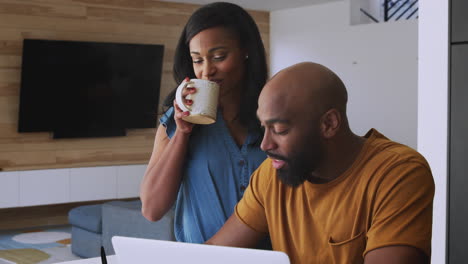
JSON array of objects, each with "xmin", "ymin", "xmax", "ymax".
[
  {"xmin": 173, "ymin": 77, "xmax": 197, "ymax": 134},
  {"xmin": 174, "ymin": 77, "xmax": 219, "ymax": 126}
]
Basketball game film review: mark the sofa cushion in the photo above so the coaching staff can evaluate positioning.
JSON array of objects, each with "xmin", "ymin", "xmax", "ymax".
[
  {"xmin": 70, "ymin": 226, "xmax": 102, "ymax": 258},
  {"xmin": 101, "ymin": 199, "xmax": 175, "ymax": 254},
  {"xmin": 104, "ymin": 200, "xmax": 141, "ymax": 210},
  {"xmin": 68, "ymin": 204, "xmax": 103, "ymax": 233}
]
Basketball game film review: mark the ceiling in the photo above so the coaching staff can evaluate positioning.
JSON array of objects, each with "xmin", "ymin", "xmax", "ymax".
[{"xmin": 157, "ymin": 0, "xmax": 341, "ymax": 11}]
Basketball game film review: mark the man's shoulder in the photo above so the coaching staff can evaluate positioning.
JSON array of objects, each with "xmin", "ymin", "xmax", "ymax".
[
  {"xmin": 356, "ymin": 129, "xmax": 433, "ymax": 192},
  {"xmin": 365, "ymin": 129, "xmax": 430, "ymax": 170}
]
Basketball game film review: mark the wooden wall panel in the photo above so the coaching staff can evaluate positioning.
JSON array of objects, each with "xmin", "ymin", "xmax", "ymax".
[
  {"xmin": 0, "ymin": 0, "xmax": 270, "ymax": 171},
  {"xmin": 0, "ymin": 198, "xmax": 136, "ymax": 230}
]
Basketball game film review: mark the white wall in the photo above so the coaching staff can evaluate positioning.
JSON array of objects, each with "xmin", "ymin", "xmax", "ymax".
[
  {"xmin": 270, "ymin": 0, "xmax": 418, "ymax": 149},
  {"xmin": 418, "ymin": 1, "xmax": 449, "ymax": 263},
  {"xmin": 350, "ymin": 0, "xmax": 382, "ymax": 25}
]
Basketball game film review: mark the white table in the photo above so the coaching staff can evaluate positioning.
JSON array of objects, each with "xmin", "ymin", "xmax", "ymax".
[{"xmin": 55, "ymin": 255, "xmax": 118, "ymax": 264}]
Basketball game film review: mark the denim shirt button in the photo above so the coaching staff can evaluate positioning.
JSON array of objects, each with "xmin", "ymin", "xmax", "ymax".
[{"xmin": 238, "ymin": 160, "xmax": 245, "ymax": 166}]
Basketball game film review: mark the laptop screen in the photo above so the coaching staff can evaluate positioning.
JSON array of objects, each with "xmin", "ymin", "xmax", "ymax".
[{"xmin": 112, "ymin": 236, "xmax": 290, "ymax": 264}]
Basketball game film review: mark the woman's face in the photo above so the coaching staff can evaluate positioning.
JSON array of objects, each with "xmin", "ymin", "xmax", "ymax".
[{"xmin": 188, "ymin": 27, "xmax": 246, "ymax": 98}]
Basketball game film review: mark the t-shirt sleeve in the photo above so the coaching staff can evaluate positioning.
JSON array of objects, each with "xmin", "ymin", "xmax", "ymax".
[
  {"xmin": 365, "ymin": 161, "xmax": 435, "ymax": 257},
  {"xmin": 234, "ymin": 159, "xmax": 272, "ymax": 234},
  {"xmin": 159, "ymin": 107, "xmax": 176, "ymax": 139}
]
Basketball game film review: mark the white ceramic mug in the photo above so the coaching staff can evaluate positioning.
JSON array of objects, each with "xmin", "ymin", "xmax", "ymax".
[{"xmin": 175, "ymin": 79, "xmax": 220, "ymax": 124}]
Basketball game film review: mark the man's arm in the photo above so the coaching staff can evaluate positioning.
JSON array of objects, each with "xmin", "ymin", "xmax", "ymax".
[
  {"xmin": 206, "ymin": 214, "xmax": 266, "ymax": 248},
  {"xmin": 364, "ymin": 246, "xmax": 429, "ymax": 264}
]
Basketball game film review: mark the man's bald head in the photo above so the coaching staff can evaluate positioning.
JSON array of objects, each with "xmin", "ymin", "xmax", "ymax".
[
  {"xmin": 257, "ymin": 62, "xmax": 358, "ymax": 187},
  {"xmin": 259, "ymin": 62, "xmax": 348, "ymax": 121}
]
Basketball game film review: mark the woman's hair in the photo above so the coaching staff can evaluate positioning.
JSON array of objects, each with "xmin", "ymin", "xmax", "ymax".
[{"xmin": 163, "ymin": 2, "xmax": 268, "ymax": 130}]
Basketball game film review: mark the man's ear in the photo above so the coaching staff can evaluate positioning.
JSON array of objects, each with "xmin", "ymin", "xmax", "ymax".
[{"xmin": 320, "ymin": 109, "xmax": 341, "ymax": 139}]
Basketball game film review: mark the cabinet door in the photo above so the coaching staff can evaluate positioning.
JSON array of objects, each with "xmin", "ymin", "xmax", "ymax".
[
  {"xmin": 452, "ymin": 0, "xmax": 468, "ymax": 42},
  {"xmin": 449, "ymin": 44, "xmax": 468, "ymax": 263}
]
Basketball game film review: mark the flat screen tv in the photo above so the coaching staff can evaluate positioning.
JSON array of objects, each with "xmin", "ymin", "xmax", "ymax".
[{"xmin": 18, "ymin": 39, "xmax": 164, "ymax": 139}]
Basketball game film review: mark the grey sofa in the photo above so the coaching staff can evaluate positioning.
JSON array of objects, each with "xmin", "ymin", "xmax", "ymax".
[
  {"xmin": 102, "ymin": 200, "xmax": 175, "ymax": 254},
  {"xmin": 69, "ymin": 199, "xmax": 175, "ymax": 258}
]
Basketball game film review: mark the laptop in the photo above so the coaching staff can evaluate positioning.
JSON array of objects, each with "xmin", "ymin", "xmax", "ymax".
[{"xmin": 112, "ymin": 236, "xmax": 290, "ymax": 264}]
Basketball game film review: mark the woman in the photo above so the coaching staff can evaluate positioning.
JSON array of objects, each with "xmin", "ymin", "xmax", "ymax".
[{"xmin": 140, "ymin": 2, "xmax": 268, "ymax": 244}]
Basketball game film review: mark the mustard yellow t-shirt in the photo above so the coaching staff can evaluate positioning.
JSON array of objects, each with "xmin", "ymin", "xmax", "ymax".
[{"xmin": 235, "ymin": 129, "xmax": 434, "ymax": 264}]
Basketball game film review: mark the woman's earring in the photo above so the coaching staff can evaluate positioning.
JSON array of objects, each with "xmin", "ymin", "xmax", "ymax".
[{"xmin": 245, "ymin": 55, "xmax": 249, "ymax": 60}]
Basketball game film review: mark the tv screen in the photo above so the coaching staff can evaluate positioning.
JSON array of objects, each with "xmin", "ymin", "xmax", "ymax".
[{"xmin": 18, "ymin": 39, "xmax": 164, "ymax": 138}]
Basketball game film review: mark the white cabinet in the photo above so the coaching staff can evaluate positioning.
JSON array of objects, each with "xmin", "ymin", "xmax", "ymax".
[
  {"xmin": 0, "ymin": 164, "xmax": 144, "ymax": 208},
  {"xmin": 0, "ymin": 171, "xmax": 20, "ymax": 208},
  {"xmin": 19, "ymin": 168, "xmax": 70, "ymax": 206},
  {"xmin": 70, "ymin": 166, "xmax": 118, "ymax": 202},
  {"xmin": 116, "ymin": 165, "xmax": 146, "ymax": 198}
]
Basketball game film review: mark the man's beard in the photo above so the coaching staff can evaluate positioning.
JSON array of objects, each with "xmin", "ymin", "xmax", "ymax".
[{"xmin": 266, "ymin": 137, "xmax": 322, "ymax": 187}]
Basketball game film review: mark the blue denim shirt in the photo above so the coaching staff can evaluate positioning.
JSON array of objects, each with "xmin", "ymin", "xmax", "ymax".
[{"xmin": 160, "ymin": 107, "xmax": 266, "ymax": 243}]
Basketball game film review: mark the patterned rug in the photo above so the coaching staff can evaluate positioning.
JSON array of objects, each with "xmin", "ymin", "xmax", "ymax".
[{"xmin": 0, "ymin": 226, "xmax": 81, "ymax": 264}]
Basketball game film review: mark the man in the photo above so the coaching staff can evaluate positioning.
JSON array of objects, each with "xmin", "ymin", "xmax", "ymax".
[{"xmin": 206, "ymin": 62, "xmax": 434, "ymax": 264}]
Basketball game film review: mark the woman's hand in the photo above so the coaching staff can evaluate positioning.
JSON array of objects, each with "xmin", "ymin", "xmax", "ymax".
[{"xmin": 173, "ymin": 77, "xmax": 197, "ymax": 134}]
